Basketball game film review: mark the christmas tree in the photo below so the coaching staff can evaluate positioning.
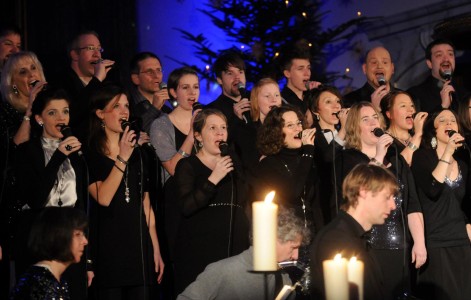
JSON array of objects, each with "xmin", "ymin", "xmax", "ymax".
[{"xmin": 173, "ymin": 0, "xmax": 366, "ymax": 85}]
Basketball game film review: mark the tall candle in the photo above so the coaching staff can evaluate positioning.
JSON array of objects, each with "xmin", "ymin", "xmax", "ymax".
[
  {"xmin": 253, "ymin": 191, "xmax": 278, "ymax": 271},
  {"xmin": 348, "ymin": 257, "xmax": 364, "ymax": 300},
  {"xmin": 323, "ymin": 254, "xmax": 348, "ymax": 300}
]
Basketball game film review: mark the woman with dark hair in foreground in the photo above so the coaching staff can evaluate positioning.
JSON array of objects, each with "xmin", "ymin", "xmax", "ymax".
[{"xmin": 10, "ymin": 207, "xmax": 88, "ymax": 300}]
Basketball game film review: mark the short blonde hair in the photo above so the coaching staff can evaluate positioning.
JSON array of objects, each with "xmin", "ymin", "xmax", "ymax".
[
  {"xmin": 342, "ymin": 164, "xmax": 398, "ymax": 210},
  {"xmin": 345, "ymin": 102, "xmax": 385, "ymax": 151},
  {"xmin": 0, "ymin": 51, "xmax": 46, "ymax": 104}
]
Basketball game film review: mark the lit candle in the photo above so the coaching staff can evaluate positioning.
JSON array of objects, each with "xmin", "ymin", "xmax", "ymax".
[
  {"xmin": 348, "ymin": 257, "xmax": 364, "ymax": 300},
  {"xmin": 253, "ymin": 191, "xmax": 278, "ymax": 271},
  {"xmin": 323, "ymin": 254, "xmax": 348, "ymax": 300}
]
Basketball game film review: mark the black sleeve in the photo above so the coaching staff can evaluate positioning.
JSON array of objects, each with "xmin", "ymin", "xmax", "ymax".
[
  {"xmin": 15, "ymin": 143, "xmax": 67, "ymax": 209},
  {"xmin": 411, "ymin": 149, "xmax": 446, "ymax": 202},
  {"xmin": 174, "ymin": 158, "xmax": 218, "ymax": 217}
]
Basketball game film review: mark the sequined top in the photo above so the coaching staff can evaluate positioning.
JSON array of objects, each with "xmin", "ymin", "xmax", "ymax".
[
  {"xmin": 368, "ymin": 180, "xmax": 406, "ymax": 249},
  {"xmin": 9, "ymin": 265, "xmax": 70, "ymax": 300}
]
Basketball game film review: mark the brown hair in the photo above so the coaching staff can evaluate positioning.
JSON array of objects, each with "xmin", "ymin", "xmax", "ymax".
[
  {"xmin": 342, "ymin": 164, "xmax": 398, "ymax": 210},
  {"xmin": 380, "ymin": 90, "xmax": 414, "ymax": 128},
  {"xmin": 257, "ymin": 105, "xmax": 304, "ymax": 156},
  {"xmin": 193, "ymin": 108, "xmax": 227, "ymax": 151}
]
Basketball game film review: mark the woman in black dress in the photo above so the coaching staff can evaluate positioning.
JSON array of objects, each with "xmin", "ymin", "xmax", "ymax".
[
  {"xmin": 305, "ymin": 85, "xmax": 348, "ymax": 223},
  {"xmin": 411, "ymin": 109, "xmax": 471, "ymax": 300},
  {"xmin": 254, "ymin": 105, "xmax": 317, "ymax": 230},
  {"xmin": 339, "ymin": 102, "xmax": 425, "ymax": 299},
  {"xmin": 87, "ymin": 84, "xmax": 164, "ymax": 300},
  {"xmin": 173, "ymin": 108, "xmax": 249, "ymax": 293},
  {"xmin": 13, "ymin": 88, "xmax": 89, "ymax": 299}
]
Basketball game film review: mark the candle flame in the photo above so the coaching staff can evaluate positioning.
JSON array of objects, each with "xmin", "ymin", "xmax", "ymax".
[
  {"xmin": 334, "ymin": 253, "xmax": 342, "ymax": 261},
  {"xmin": 349, "ymin": 256, "xmax": 357, "ymax": 263},
  {"xmin": 264, "ymin": 191, "xmax": 275, "ymax": 204}
]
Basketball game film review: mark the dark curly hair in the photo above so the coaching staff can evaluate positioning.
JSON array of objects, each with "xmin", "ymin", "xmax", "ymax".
[{"xmin": 257, "ymin": 105, "xmax": 304, "ymax": 156}]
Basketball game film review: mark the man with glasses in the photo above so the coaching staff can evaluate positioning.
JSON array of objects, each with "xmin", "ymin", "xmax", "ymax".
[
  {"xmin": 54, "ymin": 30, "xmax": 115, "ymax": 141},
  {"xmin": 130, "ymin": 52, "xmax": 171, "ymax": 133},
  {"xmin": 0, "ymin": 24, "xmax": 21, "ymax": 75}
]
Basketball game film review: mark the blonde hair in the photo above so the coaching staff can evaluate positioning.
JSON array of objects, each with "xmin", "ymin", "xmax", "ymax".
[
  {"xmin": 345, "ymin": 102, "xmax": 385, "ymax": 151},
  {"xmin": 250, "ymin": 78, "xmax": 279, "ymax": 122},
  {"xmin": 0, "ymin": 51, "xmax": 46, "ymax": 105}
]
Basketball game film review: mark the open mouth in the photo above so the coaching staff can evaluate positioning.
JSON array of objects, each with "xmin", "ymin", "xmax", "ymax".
[
  {"xmin": 29, "ymin": 80, "xmax": 39, "ymax": 88},
  {"xmin": 55, "ymin": 123, "xmax": 66, "ymax": 132}
]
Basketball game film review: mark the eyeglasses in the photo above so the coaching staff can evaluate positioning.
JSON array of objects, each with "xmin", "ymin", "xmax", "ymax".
[
  {"xmin": 284, "ymin": 120, "xmax": 303, "ymax": 130},
  {"xmin": 139, "ymin": 69, "xmax": 163, "ymax": 77},
  {"xmin": 76, "ymin": 46, "xmax": 104, "ymax": 53}
]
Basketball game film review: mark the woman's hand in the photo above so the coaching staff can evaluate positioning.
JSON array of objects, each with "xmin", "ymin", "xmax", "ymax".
[
  {"xmin": 375, "ymin": 133, "xmax": 393, "ymax": 162},
  {"xmin": 208, "ymin": 156, "xmax": 234, "ymax": 185},
  {"xmin": 26, "ymin": 81, "xmax": 47, "ymax": 115},
  {"xmin": 118, "ymin": 126, "xmax": 136, "ymax": 161},
  {"xmin": 154, "ymin": 251, "xmax": 165, "ymax": 284},
  {"xmin": 58, "ymin": 136, "xmax": 82, "ymax": 156},
  {"xmin": 413, "ymin": 112, "xmax": 428, "ymax": 137},
  {"xmin": 445, "ymin": 131, "xmax": 465, "ymax": 155},
  {"xmin": 301, "ymin": 128, "xmax": 316, "ymax": 146},
  {"xmin": 337, "ymin": 108, "xmax": 349, "ymax": 128},
  {"xmin": 137, "ymin": 131, "xmax": 150, "ymax": 146}
]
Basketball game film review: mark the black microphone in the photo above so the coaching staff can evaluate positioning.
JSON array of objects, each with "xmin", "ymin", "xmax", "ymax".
[
  {"xmin": 192, "ymin": 102, "xmax": 204, "ymax": 114},
  {"xmin": 219, "ymin": 141, "xmax": 229, "ymax": 157},
  {"xmin": 332, "ymin": 111, "xmax": 340, "ymax": 118},
  {"xmin": 377, "ymin": 75, "xmax": 386, "ymax": 86},
  {"xmin": 60, "ymin": 125, "xmax": 83, "ymax": 156},
  {"xmin": 443, "ymin": 70, "xmax": 452, "ymax": 81},
  {"xmin": 159, "ymin": 82, "xmax": 167, "ymax": 90},
  {"xmin": 372, "ymin": 127, "xmax": 385, "ymax": 137},
  {"xmin": 121, "ymin": 119, "xmax": 140, "ymax": 145},
  {"xmin": 237, "ymin": 82, "xmax": 252, "ymax": 124},
  {"xmin": 447, "ymin": 130, "xmax": 464, "ymax": 145}
]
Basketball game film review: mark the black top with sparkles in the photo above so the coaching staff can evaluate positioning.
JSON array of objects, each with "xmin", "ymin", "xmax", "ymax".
[{"xmin": 10, "ymin": 265, "xmax": 70, "ymax": 300}]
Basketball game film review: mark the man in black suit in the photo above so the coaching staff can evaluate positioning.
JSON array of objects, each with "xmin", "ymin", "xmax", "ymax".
[
  {"xmin": 310, "ymin": 164, "xmax": 398, "ymax": 300},
  {"xmin": 343, "ymin": 46, "xmax": 396, "ymax": 111},
  {"xmin": 407, "ymin": 38, "xmax": 468, "ymax": 113}
]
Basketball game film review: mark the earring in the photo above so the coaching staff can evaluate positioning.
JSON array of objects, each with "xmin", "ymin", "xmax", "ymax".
[
  {"xmin": 431, "ymin": 137, "xmax": 437, "ymax": 149},
  {"xmin": 198, "ymin": 141, "xmax": 203, "ymax": 148},
  {"xmin": 12, "ymin": 85, "xmax": 19, "ymax": 96},
  {"xmin": 101, "ymin": 121, "xmax": 105, "ymax": 128},
  {"xmin": 38, "ymin": 122, "xmax": 43, "ymax": 127},
  {"xmin": 315, "ymin": 114, "xmax": 320, "ymax": 121}
]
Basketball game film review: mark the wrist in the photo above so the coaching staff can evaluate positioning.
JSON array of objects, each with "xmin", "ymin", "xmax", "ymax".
[{"xmin": 370, "ymin": 157, "xmax": 385, "ymax": 167}]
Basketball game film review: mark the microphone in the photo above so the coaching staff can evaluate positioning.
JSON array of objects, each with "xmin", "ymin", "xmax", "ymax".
[
  {"xmin": 121, "ymin": 119, "xmax": 140, "ymax": 145},
  {"xmin": 237, "ymin": 82, "xmax": 252, "ymax": 124},
  {"xmin": 297, "ymin": 132, "xmax": 303, "ymax": 139},
  {"xmin": 60, "ymin": 125, "xmax": 83, "ymax": 156},
  {"xmin": 219, "ymin": 141, "xmax": 229, "ymax": 157},
  {"xmin": 443, "ymin": 70, "xmax": 452, "ymax": 81},
  {"xmin": 372, "ymin": 127, "xmax": 385, "ymax": 137},
  {"xmin": 159, "ymin": 82, "xmax": 167, "ymax": 90},
  {"xmin": 447, "ymin": 130, "xmax": 464, "ymax": 145},
  {"xmin": 377, "ymin": 75, "xmax": 386, "ymax": 86},
  {"xmin": 332, "ymin": 111, "xmax": 340, "ymax": 118},
  {"xmin": 91, "ymin": 58, "xmax": 113, "ymax": 69},
  {"xmin": 192, "ymin": 102, "xmax": 204, "ymax": 113}
]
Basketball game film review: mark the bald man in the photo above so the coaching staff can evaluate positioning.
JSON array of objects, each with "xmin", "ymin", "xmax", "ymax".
[{"xmin": 344, "ymin": 47, "xmax": 397, "ymax": 111}]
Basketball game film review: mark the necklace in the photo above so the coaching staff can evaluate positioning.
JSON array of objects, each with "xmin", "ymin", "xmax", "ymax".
[
  {"xmin": 386, "ymin": 130, "xmax": 411, "ymax": 146},
  {"xmin": 54, "ymin": 166, "xmax": 66, "ymax": 207},
  {"xmin": 124, "ymin": 165, "xmax": 130, "ymax": 203},
  {"xmin": 278, "ymin": 157, "xmax": 308, "ymax": 227}
]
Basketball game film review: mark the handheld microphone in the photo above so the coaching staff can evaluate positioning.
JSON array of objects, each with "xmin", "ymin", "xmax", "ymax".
[
  {"xmin": 121, "ymin": 119, "xmax": 140, "ymax": 144},
  {"xmin": 219, "ymin": 141, "xmax": 229, "ymax": 157},
  {"xmin": 192, "ymin": 102, "xmax": 204, "ymax": 113},
  {"xmin": 159, "ymin": 82, "xmax": 167, "ymax": 90},
  {"xmin": 372, "ymin": 128, "xmax": 385, "ymax": 137},
  {"xmin": 60, "ymin": 125, "xmax": 83, "ymax": 156},
  {"xmin": 377, "ymin": 75, "xmax": 386, "ymax": 86},
  {"xmin": 443, "ymin": 70, "xmax": 452, "ymax": 81},
  {"xmin": 237, "ymin": 82, "xmax": 252, "ymax": 124},
  {"xmin": 91, "ymin": 58, "xmax": 113, "ymax": 69},
  {"xmin": 332, "ymin": 111, "xmax": 340, "ymax": 118},
  {"xmin": 447, "ymin": 130, "xmax": 464, "ymax": 145},
  {"xmin": 297, "ymin": 131, "xmax": 303, "ymax": 139}
]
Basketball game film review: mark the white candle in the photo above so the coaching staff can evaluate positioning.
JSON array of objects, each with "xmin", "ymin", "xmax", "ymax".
[
  {"xmin": 323, "ymin": 254, "xmax": 348, "ymax": 300},
  {"xmin": 348, "ymin": 257, "xmax": 364, "ymax": 300},
  {"xmin": 253, "ymin": 191, "xmax": 278, "ymax": 271}
]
